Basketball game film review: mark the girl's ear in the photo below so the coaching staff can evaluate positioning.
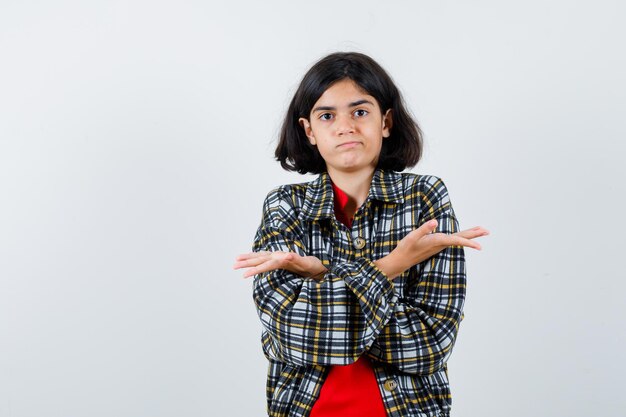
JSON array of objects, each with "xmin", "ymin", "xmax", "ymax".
[
  {"xmin": 382, "ymin": 109, "xmax": 393, "ymax": 138},
  {"xmin": 299, "ymin": 117, "xmax": 316, "ymax": 145}
]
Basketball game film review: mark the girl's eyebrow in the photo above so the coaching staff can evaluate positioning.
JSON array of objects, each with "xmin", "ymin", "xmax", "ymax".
[{"xmin": 312, "ymin": 99, "xmax": 374, "ymax": 113}]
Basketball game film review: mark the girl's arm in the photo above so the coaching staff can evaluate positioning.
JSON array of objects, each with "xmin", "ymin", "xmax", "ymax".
[
  {"xmin": 250, "ymin": 186, "xmax": 396, "ymax": 368},
  {"xmin": 364, "ymin": 177, "xmax": 467, "ymax": 375}
]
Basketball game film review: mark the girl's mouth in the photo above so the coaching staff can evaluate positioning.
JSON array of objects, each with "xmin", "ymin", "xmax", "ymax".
[{"xmin": 337, "ymin": 141, "xmax": 361, "ymax": 148}]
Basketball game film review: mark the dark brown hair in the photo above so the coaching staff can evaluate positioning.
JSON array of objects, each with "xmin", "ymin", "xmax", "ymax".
[{"xmin": 275, "ymin": 51, "xmax": 423, "ymax": 174}]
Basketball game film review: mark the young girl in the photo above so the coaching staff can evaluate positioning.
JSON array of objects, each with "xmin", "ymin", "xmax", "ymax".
[{"xmin": 234, "ymin": 52, "xmax": 489, "ymax": 417}]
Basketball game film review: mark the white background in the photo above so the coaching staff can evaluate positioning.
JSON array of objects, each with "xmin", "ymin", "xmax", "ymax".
[{"xmin": 1, "ymin": 1, "xmax": 625, "ymax": 416}]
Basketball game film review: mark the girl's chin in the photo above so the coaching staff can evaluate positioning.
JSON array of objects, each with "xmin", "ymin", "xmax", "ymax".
[{"xmin": 327, "ymin": 160, "xmax": 376, "ymax": 172}]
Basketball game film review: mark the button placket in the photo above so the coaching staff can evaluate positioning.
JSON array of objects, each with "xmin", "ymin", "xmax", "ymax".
[
  {"xmin": 353, "ymin": 236, "xmax": 366, "ymax": 250},
  {"xmin": 383, "ymin": 379, "xmax": 398, "ymax": 391},
  {"xmin": 351, "ymin": 201, "xmax": 370, "ymax": 253}
]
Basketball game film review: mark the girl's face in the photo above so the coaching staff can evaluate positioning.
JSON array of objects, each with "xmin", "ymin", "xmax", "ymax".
[{"xmin": 299, "ymin": 78, "xmax": 392, "ymax": 176}]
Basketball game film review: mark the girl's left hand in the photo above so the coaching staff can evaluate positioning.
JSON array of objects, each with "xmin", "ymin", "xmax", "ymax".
[{"xmin": 234, "ymin": 251, "xmax": 327, "ymax": 280}]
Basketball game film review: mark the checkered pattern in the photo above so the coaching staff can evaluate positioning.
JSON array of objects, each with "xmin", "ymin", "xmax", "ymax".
[{"xmin": 251, "ymin": 168, "xmax": 466, "ymax": 417}]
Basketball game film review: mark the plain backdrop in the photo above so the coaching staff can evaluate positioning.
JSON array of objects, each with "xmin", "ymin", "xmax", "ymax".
[{"xmin": 1, "ymin": 1, "xmax": 625, "ymax": 416}]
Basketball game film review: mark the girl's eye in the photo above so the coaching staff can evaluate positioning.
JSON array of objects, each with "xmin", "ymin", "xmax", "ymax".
[
  {"xmin": 319, "ymin": 113, "xmax": 333, "ymax": 121},
  {"xmin": 354, "ymin": 109, "xmax": 369, "ymax": 117}
]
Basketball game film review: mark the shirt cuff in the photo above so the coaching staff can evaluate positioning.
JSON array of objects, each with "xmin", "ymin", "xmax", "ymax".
[{"xmin": 332, "ymin": 257, "xmax": 397, "ymax": 308}]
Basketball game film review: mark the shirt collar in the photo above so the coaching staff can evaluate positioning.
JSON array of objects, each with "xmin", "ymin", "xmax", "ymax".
[{"xmin": 298, "ymin": 168, "xmax": 405, "ymax": 222}]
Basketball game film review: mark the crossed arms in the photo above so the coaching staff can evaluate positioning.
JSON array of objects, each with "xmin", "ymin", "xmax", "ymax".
[{"xmin": 236, "ymin": 178, "xmax": 487, "ymax": 375}]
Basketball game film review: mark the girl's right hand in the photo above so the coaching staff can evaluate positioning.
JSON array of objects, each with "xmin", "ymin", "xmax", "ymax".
[{"xmin": 234, "ymin": 251, "xmax": 327, "ymax": 280}]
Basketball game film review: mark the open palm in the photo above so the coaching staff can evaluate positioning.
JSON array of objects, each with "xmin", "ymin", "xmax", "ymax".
[{"xmin": 234, "ymin": 251, "xmax": 327, "ymax": 279}]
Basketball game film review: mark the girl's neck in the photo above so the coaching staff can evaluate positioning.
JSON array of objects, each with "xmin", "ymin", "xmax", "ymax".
[{"xmin": 327, "ymin": 167, "xmax": 375, "ymax": 211}]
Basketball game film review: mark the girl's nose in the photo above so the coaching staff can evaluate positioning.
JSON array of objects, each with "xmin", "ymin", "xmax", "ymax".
[{"xmin": 335, "ymin": 114, "xmax": 355, "ymax": 135}]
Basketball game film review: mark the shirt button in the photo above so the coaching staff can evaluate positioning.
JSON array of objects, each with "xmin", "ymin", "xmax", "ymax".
[
  {"xmin": 384, "ymin": 379, "xmax": 397, "ymax": 391},
  {"xmin": 353, "ymin": 236, "xmax": 366, "ymax": 249}
]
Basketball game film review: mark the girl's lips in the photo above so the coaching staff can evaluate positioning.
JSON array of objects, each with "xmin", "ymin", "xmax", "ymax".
[{"xmin": 337, "ymin": 141, "xmax": 361, "ymax": 148}]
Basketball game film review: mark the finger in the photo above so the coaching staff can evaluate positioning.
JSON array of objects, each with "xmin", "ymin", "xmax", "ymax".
[
  {"xmin": 242, "ymin": 253, "xmax": 312, "ymax": 278},
  {"xmin": 240, "ymin": 252, "xmax": 292, "ymax": 274},
  {"xmin": 235, "ymin": 252, "xmax": 279, "ymax": 269},
  {"xmin": 242, "ymin": 258, "xmax": 282, "ymax": 278},
  {"xmin": 431, "ymin": 233, "xmax": 481, "ymax": 250},
  {"xmin": 410, "ymin": 219, "xmax": 439, "ymax": 239},
  {"xmin": 467, "ymin": 227, "xmax": 490, "ymax": 236},
  {"xmin": 450, "ymin": 235, "xmax": 482, "ymax": 250},
  {"xmin": 454, "ymin": 227, "xmax": 490, "ymax": 240},
  {"xmin": 235, "ymin": 251, "xmax": 271, "ymax": 261},
  {"xmin": 233, "ymin": 256, "xmax": 271, "ymax": 270},
  {"xmin": 235, "ymin": 251, "xmax": 292, "ymax": 269}
]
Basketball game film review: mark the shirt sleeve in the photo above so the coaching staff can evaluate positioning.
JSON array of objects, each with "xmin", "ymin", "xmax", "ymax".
[
  {"xmin": 364, "ymin": 177, "xmax": 467, "ymax": 375},
  {"xmin": 251, "ymin": 186, "xmax": 397, "ymax": 367}
]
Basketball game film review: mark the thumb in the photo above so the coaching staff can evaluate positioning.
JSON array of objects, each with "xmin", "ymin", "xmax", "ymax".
[{"xmin": 423, "ymin": 219, "xmax": 438, "ymax": 234}]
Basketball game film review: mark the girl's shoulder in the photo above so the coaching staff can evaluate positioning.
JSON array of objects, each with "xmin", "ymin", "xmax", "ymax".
[
  {"xmin": 258, "ymin": 179, "xmax": 313, "ymax": 219},
  {"xmin": 257, "ymin": 179, "xmax": 317, "ymax": 231},
  {"xmin": 261, "ymin": 180, "xmax": 310, "ymax": 204},
  {"xmin": 398, "ymin": 171, "xmax": 448, "ymax": 196}
]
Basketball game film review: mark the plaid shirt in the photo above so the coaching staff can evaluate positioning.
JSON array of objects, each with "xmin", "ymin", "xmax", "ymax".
[{"xmin": 251, "ymin": 168, "xmax": 466, "ymax": 417}]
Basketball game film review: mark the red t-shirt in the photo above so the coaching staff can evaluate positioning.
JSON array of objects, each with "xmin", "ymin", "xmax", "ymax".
[{"xmin": 308, "ymin": 180, "xmax": 388, "ymax": 417}]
